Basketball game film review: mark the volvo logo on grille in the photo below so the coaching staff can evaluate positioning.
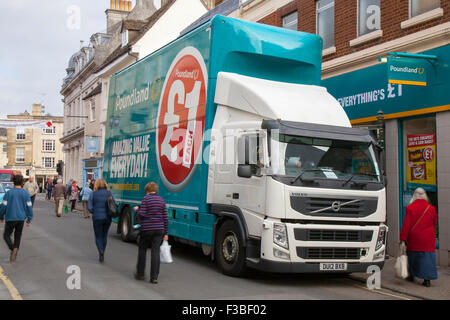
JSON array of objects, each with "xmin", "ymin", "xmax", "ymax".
[{"xmin": 331, "ymin": 201, "xmax": 341, "ymax": 212}]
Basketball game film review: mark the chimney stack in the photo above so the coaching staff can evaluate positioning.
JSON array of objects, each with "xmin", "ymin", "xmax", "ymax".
[
  {"xmin": 110, "ymin": 0, "xmax": 132, "ymax": 11},
  {"xmin": 32, "ymin": 104, "xmax": 43, "ymax": 116}
]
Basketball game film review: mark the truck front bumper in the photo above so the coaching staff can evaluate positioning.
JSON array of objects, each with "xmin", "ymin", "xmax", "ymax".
[{"xmin": 246, "ymin": 258, "xmax": 384, "ymax": 274}]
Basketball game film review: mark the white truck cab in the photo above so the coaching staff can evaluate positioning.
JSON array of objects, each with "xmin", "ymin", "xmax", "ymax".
[{"xmin": 207, "ymin": 72, "xmax": 387, "ymax": 275}]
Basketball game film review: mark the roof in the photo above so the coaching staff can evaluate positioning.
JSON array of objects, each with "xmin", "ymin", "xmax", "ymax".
[
  {"xmin": 180, "ymin": 0, "xmax": 240, "ymax": 36},
  {"xmin": 94, "ymin": 0, "xmax": 177, "ymax": 74}
]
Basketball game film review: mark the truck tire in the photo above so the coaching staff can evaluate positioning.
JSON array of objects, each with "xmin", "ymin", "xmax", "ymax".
[
  {"xmin": 215, "ymin": 220, "xmax": 247, "ymax": 277},
  {"xmin": 120, "ymin": 207, "xmax": 133, "ymax": 242}
]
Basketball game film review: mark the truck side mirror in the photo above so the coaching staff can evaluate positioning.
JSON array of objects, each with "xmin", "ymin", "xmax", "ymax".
[{"xmin": 238, "ymin": 164, "xmax": 252, "ymax": 178}]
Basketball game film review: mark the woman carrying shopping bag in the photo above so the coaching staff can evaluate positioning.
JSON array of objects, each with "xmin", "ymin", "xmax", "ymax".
[
  {"xmin": 400, "ymin": 188, "xmax": 438, "ymax": 287},
  {"xmin": 133, "ymin": 182, "xmax": 168, "ymax": 284},
  {"xmin": 69, "ymin": 181, "xmax": 79, "ymax": 212}
]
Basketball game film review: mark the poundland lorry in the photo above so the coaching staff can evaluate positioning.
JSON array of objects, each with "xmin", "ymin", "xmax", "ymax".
[{"xmin": 104, "ymin": 15, "xmax": 387, "ymax": 276}]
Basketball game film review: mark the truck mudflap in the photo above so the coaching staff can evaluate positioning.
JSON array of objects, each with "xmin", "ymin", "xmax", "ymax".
[{"xmin": 245, "ymin": 259, "xmax": 385, "ymax": 274}]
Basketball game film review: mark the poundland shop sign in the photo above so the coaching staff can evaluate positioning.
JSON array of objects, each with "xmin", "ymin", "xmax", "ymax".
[{"xmin": 387, "ymin": 57, "xmax": 426, "ymax": 86}]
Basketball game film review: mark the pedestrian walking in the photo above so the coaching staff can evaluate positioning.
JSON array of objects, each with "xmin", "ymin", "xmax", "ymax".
[
  {"xmin": 0, "ymin": 175, "xmax": 33, "ymax": 262},
  {"xmin": 69, "ymin": 181, "xmax": 79, "ymax": 212},
  {"xmin": 133, "ymin": 182, "xmax": 168, "ymax": 284},
  {"xmin": 23, "ymin": 176, "xmax": 39, "ymax": 207},
  {"xmin": 80, "ymin": 182, "xmax": 92, "ymax": 219},
  {"xmin": 88, "ymin": 179, "xmax": 115, "ymax": 263},
  {"xmin": 400, "ymin": 188, "xmax": 438, "ymax": 287},
  {"xmin": 46, "ymin": 178, "xmax": 53, "ymax": 200},
  {"xmin": 53, "ymin": 179, "xmax": 67, "ymax": 217}
]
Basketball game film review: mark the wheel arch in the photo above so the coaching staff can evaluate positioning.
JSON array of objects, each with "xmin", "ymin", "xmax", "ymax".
[{"xmin": 210, "ymin": 204, "xmax": 249, "ymax": 261}]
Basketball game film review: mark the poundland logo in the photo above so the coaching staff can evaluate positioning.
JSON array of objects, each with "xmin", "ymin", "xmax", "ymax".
[{"xmin": 390, "ymin": 65, "xmax": 425, "ymax": 75}]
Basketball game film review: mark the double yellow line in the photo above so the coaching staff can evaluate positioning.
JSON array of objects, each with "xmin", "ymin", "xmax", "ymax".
[{"xmin": 0, "ymin": 265, "xmax": 23, "ymax": 300}]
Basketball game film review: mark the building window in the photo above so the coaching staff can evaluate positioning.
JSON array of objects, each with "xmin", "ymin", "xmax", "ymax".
[
  {"xmin": 410, "ymin": 0, "xmax": 440, "ymax": 18},
  {"xmin": 43, "ymin": 126, "xmax": 56, "ymax": 134},
  {"xmin": 282, "ymin": 11, "xmax": 298, "ymax": 31},
  {"xmin": 358, "ymin": 0, "xmax": 380, "ymax": 37},
  {"xmin": 2, "ymin": 144, "xmax": 6, "ymax": 152},
  {"xmin": 121, "ymin": 30, "xmax": 128, "ymax": 47},
  {"xmin": 16, "ymin": 147, "xmax": 25, "ymax": 163},
  {"xmin": 317, "ymin": 0, "xmax": 335, "ymax": 49},
  {"xmin": 42, "ymin": 157, "xmax": 55, "ymax": 168},
  {"xmin": 89, "ymin": 99, "xmax": 95, "ymax": 122},
  {"xmin": 16, "ymin": 127, "xmax": 25, "ymax": 140},
  {"xmin": 42, "ymin": 140, "xmax": 56, "ymax": 152}
]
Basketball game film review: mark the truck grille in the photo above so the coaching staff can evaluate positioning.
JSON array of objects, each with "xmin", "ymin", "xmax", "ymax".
[
  {"xmin": 290, "ymin": 195, "xmax": 378, "ymax": 218},
  {"xmin": 297, "ymin": 247, "xmax": 361, "ymax": 260},
  {"xmin": 294, "ymin": 229, "xmax": 373, "ymax": 242}
]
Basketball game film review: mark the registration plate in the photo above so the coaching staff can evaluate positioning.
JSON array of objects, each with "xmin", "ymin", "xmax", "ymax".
[{"xmin": 320, "ymin": 263, "xmax": 348, "ymax": 271}]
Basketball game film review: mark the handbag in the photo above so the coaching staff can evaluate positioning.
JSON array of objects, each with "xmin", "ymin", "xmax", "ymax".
[
  {"xmin": 107, "ymin": 191, "xmax": 118, "ymax": 218},
  {"xmin": 394, "ymin": 242, "xmax": 409, "ymax": 279},
  {"xmin": 64, "ymin": 200, "xmax": 69, "ymax": 214},
  {"xmin": 160, "ymin": 240, "xmax": 173, "ymax": 263}
]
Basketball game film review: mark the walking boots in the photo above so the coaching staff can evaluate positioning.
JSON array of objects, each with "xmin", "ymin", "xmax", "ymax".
[{"xmin": 10, "ymin": 248, "xmax": 18, "ymax": 262}]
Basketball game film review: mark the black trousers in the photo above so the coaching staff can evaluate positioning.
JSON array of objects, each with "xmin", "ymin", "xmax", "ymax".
[
  {"xmin": 30, "ymin": 195, "xmax": 36, "ymax": 207},
  {"xmin": 3, "ymin": 221, "xmax": 25, "ymax": 251},
  {"xmin": 70, "ymin": 200, "xmax": 76, "ymax": 211},
  {"xmin": 136, "ymin": 230, "xmax": 164, "ymax": 280}
]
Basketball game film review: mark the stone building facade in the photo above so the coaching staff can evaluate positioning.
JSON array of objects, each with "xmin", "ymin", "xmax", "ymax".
[{"xmin": 5, "ymin": 104, "xmax": 64, "ymax": 188}]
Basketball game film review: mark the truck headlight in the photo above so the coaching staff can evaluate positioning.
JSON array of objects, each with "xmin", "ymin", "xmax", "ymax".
[
  {"xmin": 375, "ymin": 226, "xmax": 386, "ymax": 251},
  {"xmin": 273, "ymin": 223, "xmax": 289, "ymax": 249}
]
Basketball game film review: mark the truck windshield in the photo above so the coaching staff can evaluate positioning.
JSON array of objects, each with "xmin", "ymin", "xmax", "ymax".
[{"xmin": 269, "ymin": 133, "xmax": 380, "ymax": 182}]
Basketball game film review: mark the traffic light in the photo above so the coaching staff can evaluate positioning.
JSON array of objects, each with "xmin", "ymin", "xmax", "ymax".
[
  {"xmin": 57, "ymin": 161, "xmax": 63, "ymax": 176},
  {"xmin": 26, "ymin": 169, "xmax": 30, "ymax": 176}
]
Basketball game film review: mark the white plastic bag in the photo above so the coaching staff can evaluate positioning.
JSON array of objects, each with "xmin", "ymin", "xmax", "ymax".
[
  {"xmin": 160, "ymin": 240, "xmax": 173, "ymax": 264},
  {"xmin": 394, "ymin": 242, "xmax": 409, "ymax": 279}
]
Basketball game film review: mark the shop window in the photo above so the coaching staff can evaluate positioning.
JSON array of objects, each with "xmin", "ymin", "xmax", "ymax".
[
  {"xmin": 358, "ymin": 0, "xmax": 380, "ymax": 37},
  {"xmin": 410, "ymin": 0, "xmax": 440, "ymax": 18},
  {"xmin": 282, "ymin": 11, "xmax": 298, "ymax": 31},
  {"xmin": 316, "ymin": 0, "xmax": 334, "ymax": 49}
]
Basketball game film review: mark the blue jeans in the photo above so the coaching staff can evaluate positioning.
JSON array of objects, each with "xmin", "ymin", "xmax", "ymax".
[{"xmin": 93, "ymin": 219, "xmax": 111, "ymax": 253}]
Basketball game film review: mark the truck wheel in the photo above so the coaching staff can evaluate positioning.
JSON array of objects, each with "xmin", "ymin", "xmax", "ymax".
[
  {"xmin": 215, "ymin": 220, "xmax": 247, "ymax": 277},
  {"xmin": 120, "ymin": 207, "xmax": 133, "ymax": 242}
]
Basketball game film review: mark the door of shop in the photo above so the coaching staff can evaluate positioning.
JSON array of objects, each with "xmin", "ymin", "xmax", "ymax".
[{"xmin": 399, "ymin": 115, "xmax": 439, "ymax": 248}]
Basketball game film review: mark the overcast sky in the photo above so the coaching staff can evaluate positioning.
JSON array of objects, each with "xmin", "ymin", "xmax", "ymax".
[{"xmin": 0, "ymin": 1, "xmax": 114, "ymax": 118}]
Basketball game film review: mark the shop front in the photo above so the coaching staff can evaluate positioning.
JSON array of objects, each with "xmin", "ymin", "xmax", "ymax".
[
  {"xmin": 83, "ymin": 158, "xmax": 103, "ymax": 188},
  {"xmin": 322, "ymin": 44, "xmax": 450, "ymax": 266}
]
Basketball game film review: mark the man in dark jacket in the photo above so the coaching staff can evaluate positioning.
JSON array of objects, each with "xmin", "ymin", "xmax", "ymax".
[{"xmin": 0, "ymin": 175, "xmax": 33, "ymax": 262}]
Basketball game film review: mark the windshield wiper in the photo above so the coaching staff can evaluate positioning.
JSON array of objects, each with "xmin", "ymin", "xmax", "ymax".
[
  {"xmin": 290, "ymin": 169, "xmax": 323, "ymax": 184},
  {"xmin": 342, "ymin": 172, "xmax": 379, "ymax": 186}
]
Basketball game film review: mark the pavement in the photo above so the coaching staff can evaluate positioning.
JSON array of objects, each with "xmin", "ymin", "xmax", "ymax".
[{"xmin": 349, "ymin": 255, "xmax": 450, "ymax": 300}]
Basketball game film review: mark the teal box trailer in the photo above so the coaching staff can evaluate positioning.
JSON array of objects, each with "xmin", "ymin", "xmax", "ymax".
[{"xmin": 104, "ymin": 15, "xmax": 387, "ymax": 276}]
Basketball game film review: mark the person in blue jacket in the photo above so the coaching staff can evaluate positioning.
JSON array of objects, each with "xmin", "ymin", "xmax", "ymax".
[
  {"xmin": 0, "ymin": 174, "xmax": 33, "ymax": 262},
  {"xmin": 88, "ymin": 179, "xmax": 115, "ymax": 263}
]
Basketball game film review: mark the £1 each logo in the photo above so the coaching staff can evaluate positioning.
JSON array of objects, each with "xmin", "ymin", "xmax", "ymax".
[{"xmin": 156, "ymin": 47, "xmax": 207, "ymax": 192}]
